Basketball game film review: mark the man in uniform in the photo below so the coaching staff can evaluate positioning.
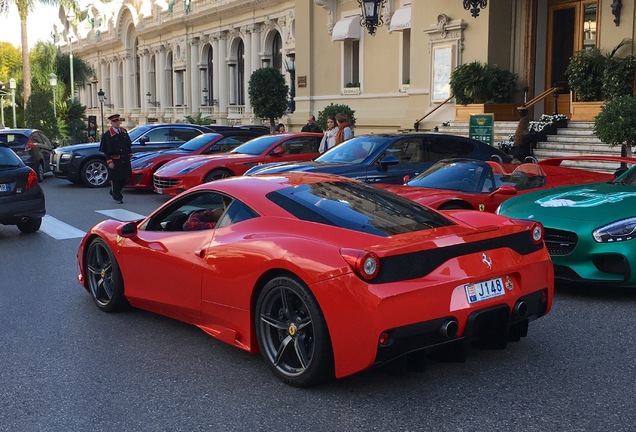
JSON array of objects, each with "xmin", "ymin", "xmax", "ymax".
[{"xmin": 99, "ymin": 114, "xmax": 132, "ymax": 204}]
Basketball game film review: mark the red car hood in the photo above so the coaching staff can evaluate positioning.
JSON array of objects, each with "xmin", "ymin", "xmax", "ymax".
[{"xmin": 156, "ymin": 153, "xmax": 258, "ymax": 175}]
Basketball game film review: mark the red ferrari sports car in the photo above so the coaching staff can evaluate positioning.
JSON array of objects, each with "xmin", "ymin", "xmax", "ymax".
[
  {"xmin": 380, "ymin": 156, "xmax": 633, "ymax": 212},
  {"xmin": 126, "ymin": 130, "xmax": 265, "ymax": 190},
  {"xmin": 77, "ymin": 173, "xmax": 553, "ymax": 386},
  {"xmin": 153, "ymin": 132, "xmax": 323, "ymax": 195}
]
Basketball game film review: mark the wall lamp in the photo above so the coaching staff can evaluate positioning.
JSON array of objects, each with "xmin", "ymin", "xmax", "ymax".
[
  {"xmin": 357, "ymin": 0, "xmax": 386, "ymax": 36},
  {"xmin": 146, "ymin": 92, "xmax": 160, "ymax": 107}
]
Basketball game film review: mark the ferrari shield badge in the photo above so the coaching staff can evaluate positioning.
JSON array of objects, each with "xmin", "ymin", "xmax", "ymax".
[{"xmin": 479, "ymin": 204, "xmax": 485, "ymax": 211}]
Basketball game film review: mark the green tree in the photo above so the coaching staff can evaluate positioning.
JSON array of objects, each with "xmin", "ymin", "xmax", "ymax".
[
  {"xmin": 317, "ymin": 103, "xmax": 356, "ymax": 131},
  {"xmin": 57, "ymin": 98, "xmax": 86, "ymax": 144},
  {"xmin": 24, "ymin": 90, "xmax": 57, "ymax": 138},
  {"xmin": 0, "ymin": 0, "xmax": 78, "ymax": 108},
  {"xmin": 593, "ymin": 95, "xmax": 636, "ymax": 158},
  {"xmin": 248, "ymin": 67, "xmax": 288, "ymax": 131},
  {"xmin": 181, "ymin": 112, "xmax": 214, "ymax": 125}
]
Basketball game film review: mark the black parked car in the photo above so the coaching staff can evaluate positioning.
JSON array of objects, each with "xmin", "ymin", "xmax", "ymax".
[
  {"xmin": 50, "ymin": 123, "xmax": 235, "ymax": 188},
  {"xmin": 0, "ymin": 128, "xmax": 57, "ymax": 182},
  {"xmin": 0, "ymin": 143, "xmax": 46, "ymax": 233},
  {"xmin": 245, "ymin": 132, "xmax": 512, "ymax": 184}
]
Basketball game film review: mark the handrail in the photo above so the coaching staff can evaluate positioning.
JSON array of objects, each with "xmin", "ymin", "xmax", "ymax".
[
  {"xmin": 414, "ymin": 95, "xmax": 454, "ymax": 131},
  {"xmin": 518, "ymin": 87, "xmax": 561, "ymax": 111}
]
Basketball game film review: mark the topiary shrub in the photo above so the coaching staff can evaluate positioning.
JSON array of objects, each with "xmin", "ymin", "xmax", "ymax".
[
  {"xmin": 594, "ymin": 94, "xmax": 636, "ymax": 157},
  {"xmin": 449, "ymin": 61, "xmax": 518, "ymax": 105},
  {"xmin": 317, "ymin": 103, "xmax": 356, "ymax": 130}
]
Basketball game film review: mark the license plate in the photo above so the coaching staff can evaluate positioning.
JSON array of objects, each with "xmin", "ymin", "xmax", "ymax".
[
  {"xmin": 465, "ymin": 277, "xmax": 505, "ymax": 304},
  {"xmin": 0, "ymin": 183, "xmax": 10, "ymax": 192}
]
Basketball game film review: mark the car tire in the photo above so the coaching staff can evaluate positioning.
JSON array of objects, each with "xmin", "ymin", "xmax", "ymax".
[
  {"xmin": 81, "ymin": 158, "xmax": 110, "ymax": 188},
  {"xmin": 36, "ymin": 162, "xmax": 45, "ymax": 182},
  {"xmin": 255, "ymin": 275, "xmax": 334, "ymax": 387},
  {"xmin": 16, "ymin": 217, "xmax": 42, "ymax": 234},
  {"xmin": 203, "ymin": 168, "xmax": 233, "ymax": 183},
  {"xmin": 85, "ymin": 238, "xmax": 129, "ymax": 312}
]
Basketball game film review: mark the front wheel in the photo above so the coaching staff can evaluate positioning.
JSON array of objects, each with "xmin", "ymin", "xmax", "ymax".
[
  {"xmin": 82, "ymin": 158, "xmax": 110, "ymax": 188},
  {"xmin": 85, "ymin": 238, "xmax": 128, "ymax": 312},
  {"xmin": 203, "ymin": 169, "xmax": 233, "ymax": 183},
  {"xmin": 255, "ymin": 276, "xmax": 334, "ymax": 387},
  {"xmin": 36, "ymin": 162, "xmax": 45, "ymax": 182}
]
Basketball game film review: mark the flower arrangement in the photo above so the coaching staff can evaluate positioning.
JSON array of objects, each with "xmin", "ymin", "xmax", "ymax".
[{"xmin": 498, "ymin": 114, "xmax": 568, "ymax": 154}]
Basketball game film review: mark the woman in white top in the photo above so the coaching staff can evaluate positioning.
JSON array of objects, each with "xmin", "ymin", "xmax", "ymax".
[{"xmin": 319, "ymin": 115, "xmax": 338, "ymax": 153}]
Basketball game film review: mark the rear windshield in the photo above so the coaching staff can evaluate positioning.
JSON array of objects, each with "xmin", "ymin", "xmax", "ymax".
[
  {"xmin": 267, "ymin": 181, "xmax": 454, "ymax": 236},
  {"xmin": 0, "ymin": 146, "xmax": 23, "ymax": 166},
  {"xmin": 0, "ymin": 134, "xmax": 27, "ymax": 148}
]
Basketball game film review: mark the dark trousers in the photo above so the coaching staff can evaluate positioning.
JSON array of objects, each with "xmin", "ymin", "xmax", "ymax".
[{"xmin": 110, "ymin": 178, "xmax": 125, "ymax": 201}]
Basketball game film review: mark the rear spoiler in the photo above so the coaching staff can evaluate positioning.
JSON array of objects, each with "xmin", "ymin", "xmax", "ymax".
[{"xmin": 538, "ymin": 156, "xmax": 636, "ymax": 166}]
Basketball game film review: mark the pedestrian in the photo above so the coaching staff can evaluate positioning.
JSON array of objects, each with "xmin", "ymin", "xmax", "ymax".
[
  {"xmin": 275, "ymin": 123, "xmax": 286, "ymax": 133},
  {"xmin": 512, "ymin": 112, "xmax": 533, "ymax": 164},
  {"xmin": 335, "ymin": 113, "xmax": 353, "ymax": 145},
  {"xmin": 318, "ymin": 115, "xmax": 338, "ymax": 152},
  {"xmin": 301, "ymin": 115, "xmax": 323, "ymax": 133},
  {"xmin": 99, "ymin": 114, "xmax": 132, "ymax": 204}
]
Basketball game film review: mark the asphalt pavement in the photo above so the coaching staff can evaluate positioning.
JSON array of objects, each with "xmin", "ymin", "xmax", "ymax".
[{"xmin": 0, "ymin": 174, "xmax": 634, "ymax": 432}]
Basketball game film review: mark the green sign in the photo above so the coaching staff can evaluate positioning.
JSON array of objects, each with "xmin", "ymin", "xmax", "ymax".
[{"xmin": 469, "ymin": 114, "xmax": 494, "ymax": 146}]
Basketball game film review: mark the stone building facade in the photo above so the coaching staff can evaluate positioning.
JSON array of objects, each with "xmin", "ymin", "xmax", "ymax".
[{"xmin": 56, "ymin": 0, "xmax": 636, "ymax": 135}]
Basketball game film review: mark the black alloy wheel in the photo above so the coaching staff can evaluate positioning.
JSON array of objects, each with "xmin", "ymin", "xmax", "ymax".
[
  {"xmin": 255, "ymin": 276, "xmax": 334, "ymax": 387},
  {"xmin": 85, "ymin": 238, "xmax": 128, "ymax": 312},
  {"xmin": 203, "ymin": 169, "xmax": 233, "ymax": 183}
]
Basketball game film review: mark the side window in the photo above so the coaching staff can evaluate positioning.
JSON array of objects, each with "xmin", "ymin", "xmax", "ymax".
[
  {"xmin": 381, "ymin": 138, "xmax": 423, "ymax": 163},
  {"xmin": 455, "ymin": 140, "xmax": 476, "ymax": 157},
  {"xmin": 426, "ymin": 138, "xmax": 461, "ymax": 162},
  {"xmin": 171, "ymin": 128, "xmax": 201, "ymax": 143},
  {"xmin": 30, "ymin": 132, "xmax": 43, "ymax": 145},
  {"xmin": 144, "ymin": 191, "xmax": 228, "ymax": 232},
  {"xmin": 284, "ymin": 137, "xmax": 320, "ymax": 154},
  {"xmin": 39, "ymin": 133, "xmax": 53, "ymax": 148},
  {"xmin": 216, "ymin": 200, "xmax": 259, "ymax": 228},
  {"xmin": 144, "ymin": 128, "xmax": 170, "ymax": 143}
]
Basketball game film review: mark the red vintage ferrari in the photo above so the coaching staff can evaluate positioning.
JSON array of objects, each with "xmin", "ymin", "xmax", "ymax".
[
  {"xmin": 77, "ymin": 172, "xmax": 553, "ymax": 386},
  {"xmin": 380, "ymin": 156, "xmax": 634, "ymax": 212},
  {"xmin": 152, "ymin": 132, "xmax": 323, "ymax": 196}
]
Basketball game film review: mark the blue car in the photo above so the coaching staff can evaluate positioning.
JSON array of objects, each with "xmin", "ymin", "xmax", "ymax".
[{"xmin": 244, "ymin": 133, "xmax": 511, "ymax": 184}]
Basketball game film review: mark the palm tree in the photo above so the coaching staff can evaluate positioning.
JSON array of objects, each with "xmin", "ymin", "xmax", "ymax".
[{"xmin": 0, "ymin": 0, "xmax": 77, "ymax": 107}]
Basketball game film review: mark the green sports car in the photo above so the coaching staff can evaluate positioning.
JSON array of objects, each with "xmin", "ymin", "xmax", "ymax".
[{"xmin": 497, "ymin": 166, "xmax": 636, "ymax": 287}]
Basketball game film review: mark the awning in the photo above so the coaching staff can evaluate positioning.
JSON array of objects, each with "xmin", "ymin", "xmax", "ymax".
[
  {"xmin": 389, "ymin": 5, "xmax": 412, "ymax": 33},
  {"xmin": 331, "ymin": 16, "xmax": 361, "ymax": 41}
]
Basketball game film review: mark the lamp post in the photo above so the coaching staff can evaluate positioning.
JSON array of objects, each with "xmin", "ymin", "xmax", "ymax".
[
  {"xmin": 358, "ymin": 0, "xmax": 386, "ymax": 35},
  {"xmin": 49, "ymin": 73, "xmax": 57, "ymax": 119},
  {"xmin": 284, "ymin": 54, "xmax": 296, "ymax": 114},
  {"xmin": 202, "ymin": 88, "xmax": 209, "ymax": 106},
  {"xmin": 9, "ymin": 78, "xmax": 16, "ymax": 128},
  {"xmin": 67, "ymin": 10, "xmax": 75, "ymax": 101},
  {"xmin": 98, "ymin": 88, "xmax": 105, "ymax": 140}
]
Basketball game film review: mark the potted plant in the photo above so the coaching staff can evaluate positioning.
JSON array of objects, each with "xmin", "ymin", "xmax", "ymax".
[
  {"xmin": 566, "ymin": 39, "xmax": 634, "ymax": 120},
  {"xmin": 449, "ymin": 61, "xmax": 519, "ymax": 121}
]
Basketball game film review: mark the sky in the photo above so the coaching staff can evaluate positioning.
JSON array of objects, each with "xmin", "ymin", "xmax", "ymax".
[{"xmin": 0, "ymin": 2, "xmax": 60, "ymax": 49}]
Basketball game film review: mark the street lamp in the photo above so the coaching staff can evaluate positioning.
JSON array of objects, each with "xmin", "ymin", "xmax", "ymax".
[
  {"xmin": 146, "ymin": 92, "xmax": 160, "ymax": 107},
  {"xmin": 202, "ymin": 88, "xmax": 209, "ymax": 106},
  {"xmin": 9, "ymin": 78, "xmax": 16, "ymax": 128},
  {"xmin": 284, "ymin": 54, "xmax": 296, "ymax": 114},
  {"xmin": 98, "ymin": 88, "xmax": 105, "ymax": 139},
  {"xmin": 358, "ymin": 0, "xmax": 386, "ymax": 35},
  {"xmin": 49, "ymin": 73, "xmax": 57, "ymax": 119},
  {"xmin": 67, "ymin": 9, "xmax": 75, "ymax": 100}
]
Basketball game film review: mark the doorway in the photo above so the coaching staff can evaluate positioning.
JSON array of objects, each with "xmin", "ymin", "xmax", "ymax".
[{"xmin": 545, "ymin": 0, "xmax": 598, "ymax": 115}]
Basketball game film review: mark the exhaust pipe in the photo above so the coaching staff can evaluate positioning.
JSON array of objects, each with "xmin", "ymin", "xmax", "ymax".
[
  {"xmin": 439, "ymin": 319, "xmax": 459, "ymax": 339},
  {"xmin": 513, "ymin": 301, "xmax": 528, "ymax": 319}
]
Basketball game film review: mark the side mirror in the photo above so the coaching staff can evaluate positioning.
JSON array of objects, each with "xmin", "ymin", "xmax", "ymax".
[
  {"xmin": 271, "ymin": 146, "xmax": 286, "ymax": 156},
  {"xmin": 52, "ymin": 141, "xmax": 59, "ymax": 149},
  {"xmin": 380, "ymin": 154, "xmax": 399, "ymax": 170},
  {"xmin": 489, "ymin": 184, "xmax": 517, "ymax": 198},
  {"xmin": 139, "ymin": 136, "xmax": 150, "ymax": 146},
  {"xmin": 403, "ymin": 175, "xmax": 410, "ymax": 184},
  {"xmin": 117, "ymin": 221, "xmax": 138, "ymax": 238}
]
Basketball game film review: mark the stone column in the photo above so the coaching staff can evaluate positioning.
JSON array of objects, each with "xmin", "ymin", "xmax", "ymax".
[
  {"xmin": 217, "ymin": 33, "xmax": 228, "ymax": 111},
  {"xmin": 157, "ymin": 45, "xmax": 168, "ymax": 108},
  {"xmin": 141, "ymin": 49, "xmax": 150, "ymax": 111},
  {"xmin": 124, "ymin": 50, "xmax": 134, "ymax": 113},
  {"xmin": 190, "ymin": 37, "xmax": 201, "ymax": 112}
]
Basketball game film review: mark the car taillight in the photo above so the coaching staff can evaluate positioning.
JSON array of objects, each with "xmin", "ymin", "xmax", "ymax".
[
  {"xmin": 26, "ymin": 169, "xmax": 39, "ymax": 189},
  {"xmin": 24, "ymin": 139, "xmax": 34, "ymax": 151},
  {"xmin": 340, "ymin": 248, "xmax": 380, "ymax": 281}
]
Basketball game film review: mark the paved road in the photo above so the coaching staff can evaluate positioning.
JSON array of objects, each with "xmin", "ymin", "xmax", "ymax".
[{"xmin": 1, "ymin": 175, "xmax": 635, "ymax": 432}]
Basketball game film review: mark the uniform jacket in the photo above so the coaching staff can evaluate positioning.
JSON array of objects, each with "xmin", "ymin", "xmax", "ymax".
[{"xmin": 100, "ymin": 127, "xmax": 133, "ymax": 180}]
